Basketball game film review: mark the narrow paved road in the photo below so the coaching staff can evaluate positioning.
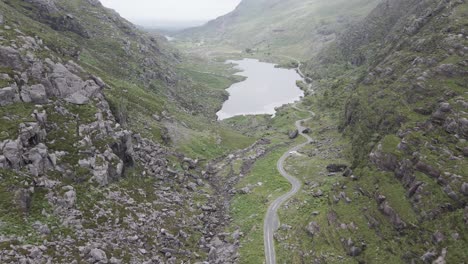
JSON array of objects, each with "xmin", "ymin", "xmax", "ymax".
[{"xmin": 264, "ymin": 106, "xmax": 314, "ymax": 264}]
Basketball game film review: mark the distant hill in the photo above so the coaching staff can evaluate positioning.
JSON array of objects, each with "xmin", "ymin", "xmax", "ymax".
[
  {"xmin": 178, "ymin": 0, "xmax": 381, "ymax": 57},
  {"xmin": 136, "ymin": 19, "xmax": 208, "ymax": 32}
]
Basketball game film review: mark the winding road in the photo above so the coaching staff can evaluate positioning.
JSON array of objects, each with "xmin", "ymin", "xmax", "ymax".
[{"xmin": 264, "ymin": 105, "xmax": 315, "ymax": 264}]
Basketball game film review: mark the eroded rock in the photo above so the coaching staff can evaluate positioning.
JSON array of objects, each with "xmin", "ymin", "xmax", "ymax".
[
  {"xmin": 0, "ymin": 46, "xmax": 24, "ymax": 70},
  {"xmin": 2, "ymin": 140, "xmax": 22, "ymax": 169},
  {"xmin": 370, "ymin": 144, "xmax": 399, "ymax": 171},
  {"xmin": 20, "ymin": 84, "xmax": 48, "ymax": 104},
  {"xmin": 376, "ymin": 196, "xmax": 406, "ymax": 230},
  {"xmin": 26, "ymin": 143, "xmax": 51, "ymax": 176},
  {"xmin": 0, "ymin": 87, "xmax": 20, "ymax": 106}
]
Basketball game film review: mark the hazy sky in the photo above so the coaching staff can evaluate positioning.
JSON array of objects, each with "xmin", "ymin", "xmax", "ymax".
[{"xmin": 101, "ymin": 0, "xmax": 241, "ymax": 23}]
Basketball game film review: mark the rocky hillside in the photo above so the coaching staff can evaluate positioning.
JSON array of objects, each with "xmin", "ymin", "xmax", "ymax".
[
  {"xmin": 0, "ymin": 0, "xmax": 254, "ymax": 263},
  {"xmin": 282, "ymin": 0, "xmax": 468, "ymax": 262},
  {"xmin": 177, "ymin": 0, "xmax": 380, "ymax": 58}
]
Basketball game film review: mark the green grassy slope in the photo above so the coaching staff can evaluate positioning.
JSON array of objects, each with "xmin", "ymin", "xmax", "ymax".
[
  {"xmin": 272, "ymin": 0, "xmax": 468, "ymax": 263},
  {"xmin": 177, "ymin": 0, "xmax": 380, "ymax": 58},
  {"xmin": 0, "ymin": 0, "xmax": 254, "ymax": 160},
  {"xmin": 198, "ymin": 0, "xmax": 467, "ymax": 262}
]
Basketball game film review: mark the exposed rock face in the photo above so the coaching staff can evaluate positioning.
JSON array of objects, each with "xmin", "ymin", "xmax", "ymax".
[
  {"xmin": 370, "ymin": 144, "xmax": 399, "ymax": 171},
  {"xmin": 79, "ymin": 151, "xmax": 124, "ymax": 187},
  {"xmin": 47, "ymin": 61, "xmax": 102, "ymax": 103},
  {"xmin": 23, "ymin": 0, "xmax": 89, "ymax": 38},
  {"xmin": 1, "ymin": 42, "xmax": 102, "ymax": 106},
  {"xmin": 63, "ymin": 188, "xmax": 76, "ymax": 208},
  {"xmin": 0, "ymin": 45, "xmax": 24, "ymax": 70},
  {"xmin": 2, "ymin": 140, "xmax": 23, "ymax": 169},
  {"xmin": 376, "ymin": 195, "xmax": 406, "ymax": 230},
  {"xmin": 0, "ymin": 87, "xmax": 20, "ymax": 106},
  {"xmin": 26, "ymin": 143, "xmax": 52, "ymax": 176},
  {"xmin": 20, "ymin": 84, "xmax": 48, "ymax": 104},
  {"xmin": 24, "ymin": 0, "xmax": 59, "ymax": 13}
]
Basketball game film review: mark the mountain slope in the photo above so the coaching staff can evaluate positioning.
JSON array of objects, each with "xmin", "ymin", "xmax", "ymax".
[
  {"xmin": 0, "ymin": 0, "xmax": 254, "ymax": 263},
  {"xmin": 270, "ymin": 0, "xmax": 468, "ymax": 262},
  {"xmin": 178, "ymin": 0, "xmax": 381, "ymax": 58}
]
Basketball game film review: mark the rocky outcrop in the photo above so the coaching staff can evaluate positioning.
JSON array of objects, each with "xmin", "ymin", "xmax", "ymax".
[
  {"xmin": 20, "ymin": 84, "xmax": 48, "ymax": 104},
  {"xmin": 376, "ymin": 195, "xmax": 406, "ymax": 230},
  {"xmin": 46, "ymin": 60, "xmax": 102, "ymax": 104},
  {"xmin": 0, "ymin": 38, "xmax": 103, "ymax": 106},
  {"xmin": 369, "ymin": 144, "xmax": 399, "ymax": 171},
  {"xmin": 0, "ymin": 86, "xmax": 20, "ymax": 106},
  {"xmin": 26, "ymin": 143, "xmax": 53, "ymax": 177},
  {"xmin": 24, "ymin": 0, "xmax": 59, "ymax": 13},
  {"xmin": 0, "ymin": 119, "xmax": 52, "ymax": 176},
  {"xmin": 1, "ymin": 139, "xmax": 23, "ymax": 169},
  {"xmin": 0, "ymin": 45, "xmax": 24, "ymax": 70},
  {"xmin": 79, "ymin": 151, "xmax": 123, "ymax": 186},
  {"xmin": 22, "ymin": 0, "xmax": 89, "ymax": 38}
]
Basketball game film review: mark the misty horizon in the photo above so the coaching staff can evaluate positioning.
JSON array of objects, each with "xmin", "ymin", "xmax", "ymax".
[
  {"xmin": 132, "ymin": 19, "xmax": 209, "ymax": 30},
  {"xmin": 100, "ymin": 0, "xmax": 241, "ymax": 29}
]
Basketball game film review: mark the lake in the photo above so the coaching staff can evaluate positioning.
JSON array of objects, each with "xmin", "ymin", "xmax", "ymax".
[{"xmin": 217, "ymin": 58, "xmax": 304, "ymax": 120}]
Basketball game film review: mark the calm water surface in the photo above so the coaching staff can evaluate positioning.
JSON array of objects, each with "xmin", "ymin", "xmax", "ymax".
[{"xmin": 217, "ymin": 58, "xmax": 304, "ymax": 120}]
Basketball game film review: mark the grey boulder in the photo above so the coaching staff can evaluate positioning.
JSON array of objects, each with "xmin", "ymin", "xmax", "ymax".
[
  {"xmin": 26, "ymin": 143, "xmax": 51, "ymax": 176},
  {"xmin": 48, "ymin": 62, "xmax": 102, "ymax": 104},
  {"xmin": 2, "ymin": 140, "xmax": 22, "ymax": 169},
  {"xmin": 64, "ymin": 188, "xmax": 77, "ymax": 208},
  {"xmin": 20, "ymin": 84, "xmax": 48, "ymax": 104},
  {"xmin": 0, "ymin": 46, "xmax": 23, "ymax": 70},
  {"xmin": 65, "ymin": 92, "xmax": 90, "ymax": 105},
  {"xmin": 49, "ymin": 63, "xmax": 85, "ymax": 97},
  {"xmin": 0, "ymin": 86, "xmax": 20, "ymax": 106},
  {"xmin": 89, "ymin": 248, "xmax": 108, "ymax": 263}
]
